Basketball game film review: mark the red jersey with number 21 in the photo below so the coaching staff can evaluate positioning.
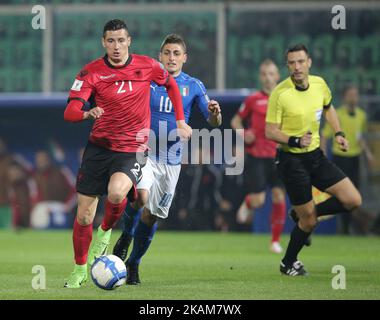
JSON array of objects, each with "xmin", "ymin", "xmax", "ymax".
[
  {"xmin": 68, "ymin": 54, "xmax": 170, "ymax": 152},
  {"xmin": 238, "ymin": 91, "xmax": 277, "ymax": 159}
]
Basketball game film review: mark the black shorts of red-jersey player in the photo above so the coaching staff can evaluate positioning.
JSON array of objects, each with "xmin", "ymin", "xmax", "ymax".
[{"xmin": 77, "ymin": 141, "xmax": 147, "ymax": 202}]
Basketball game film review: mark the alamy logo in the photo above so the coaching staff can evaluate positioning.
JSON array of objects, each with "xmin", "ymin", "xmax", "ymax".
[
  {"xmin": 331, "ymin": 5, "xmax": 346, "ymax": 30},
  {"xmin": 31, "ymin": 5, "xmax": 46, "ymax": 30},
  {"xmin": 331, "ymin": 265, "xmax": 346, "ymax": 289},
  {"xmin": 31, "ymin": 265, "xmax": 46, "ymax": 290}
]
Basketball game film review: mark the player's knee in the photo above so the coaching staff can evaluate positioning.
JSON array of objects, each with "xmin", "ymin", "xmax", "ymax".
[
  {"xmin": 299, "ymin": 216, "xmax": 318, "ymax": 232},
  {"xmin": 298, "ymin": 211, "xmax": 318, "ymax": 231},
  {"xmin": 136, "ymin": 190, "xmax": 149, "ymax": 209},
  {"xmin": 141, "ymin": 210, "xmax": 156, "ymax": 226},
  {"xmin": 250, "ymin": 194, "xmax": 265, "ymax": 208},
  {"xmin": 107, "ymin": 191, "xmax": 127, "ymax": 204},
  {"xmin": 76, "ymin": 209, "xmax": 94, "ymax": 225},
  {"xmin": 272, "ymin": 189, "xmax": 285, "ymax": 203}
]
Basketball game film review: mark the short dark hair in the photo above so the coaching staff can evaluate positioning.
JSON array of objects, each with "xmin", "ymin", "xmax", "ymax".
[
  {"xmin": 342, "ymin": 84, "xmax": 358, "ymax": 96},
  {"xmin": 160, "ymin": 34, "xmax": 187, "ymax": 53},
  {"xmin": 286, "ymin": 43, "xmax": 309, "ymax": 58},
  {"xmin": 103, "ymin": 19, "xmax": 129, "ymax": 37}
]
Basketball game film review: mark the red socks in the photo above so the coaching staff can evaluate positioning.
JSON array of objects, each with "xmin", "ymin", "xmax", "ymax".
[
  {"xmin": 245, "ymin": 195, "xmax": 253, "ymax": 210},
  {"xmin": 73, "ymin": 218, "xmax": 92, "ymax": 265},
  {"xmin": 101, "ymin": 198, "xmax": 127, "ymax": 231},
  {"xmin": 270, "ymin": 202, "xmax": 286, "ymax": 242},
  {"xmin": 72, "ymin": 198, "xmax": 127, "ymax": 265}
]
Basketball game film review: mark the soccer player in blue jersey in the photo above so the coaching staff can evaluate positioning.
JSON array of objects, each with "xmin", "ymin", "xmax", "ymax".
[
  {"xmin": 113, "ymin": 34, "xmax": 222, "ymax": 285},
  {"xmin": 112, "ymin": 34, "xmax": 222, "ymax": 284}
]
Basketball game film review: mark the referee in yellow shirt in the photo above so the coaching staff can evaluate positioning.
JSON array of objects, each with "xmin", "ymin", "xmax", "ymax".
[
  {"xmin": 321, "ymin": 85, "xmax": 375, "ymax": 234},
  {"xmin": 265, "ymin": 44, "xmax": 362, "ymax": 276}
]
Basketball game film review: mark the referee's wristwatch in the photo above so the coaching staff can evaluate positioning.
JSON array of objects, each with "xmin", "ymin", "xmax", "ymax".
[
  {"xmin": 334, "ymin": 131, "xmax": 346, "ymax": 138},
  {"xmin": 288, "ymin": 136, "xmax": 302, "ymax": 148}
]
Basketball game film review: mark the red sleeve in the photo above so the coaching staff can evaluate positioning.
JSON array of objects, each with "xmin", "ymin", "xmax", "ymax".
[
  {"xmin": 238, "ymin": 96, "xmax": 253, "ymax": 120},
  {"xmin": 165, "ymin": 76, "xmax": 185, "ymax": 121},
  {"xmin": 64, "ymin": 99, "xmax": 85, "ymax": 122},
  {"xmin": 150, "ymin": 59, "xmax": 170, "ymax": 86},
  {"xmin": 68, "ymin": 68, "xmax": 94, "ymax": 101},
  {"xmin": 65, "ymin": 67, "xmax": 95, "ymax": 122}
]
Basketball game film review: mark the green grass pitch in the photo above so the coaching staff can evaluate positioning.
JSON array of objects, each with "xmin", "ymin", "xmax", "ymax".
[{"xmin": 0, "ymin": 230, "xmax": 379, "ymax": 300}]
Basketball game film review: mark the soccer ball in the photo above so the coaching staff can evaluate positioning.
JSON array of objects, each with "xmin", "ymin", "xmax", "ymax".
[{"xmin": 90, "ymin": 255, "xmax": 127, "ymax": 290}]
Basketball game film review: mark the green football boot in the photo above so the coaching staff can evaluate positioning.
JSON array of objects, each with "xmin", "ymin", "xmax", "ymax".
[
  {"xmin": 64, "ymin": 264, "xmax": 87, "ymax": 288},
  {"xmin": 87, "ymin": 226, "xmax": 112, "ymax": 267}
]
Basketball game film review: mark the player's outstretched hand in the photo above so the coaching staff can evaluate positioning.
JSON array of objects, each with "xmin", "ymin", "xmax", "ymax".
[
  {"xmin": 176, "ymin": 120, "xmax": 192, "ymax": 141},
  {"xmin": 208, "ymin": 100, "xmax": 221, "ymax": 116},
  {"xmin": 84, "ymin": 107, "xmax": 104, "ymax": 120},
  {"xmin": 336, "ymin": 135, "xmax": 349, "ymax": 152}
]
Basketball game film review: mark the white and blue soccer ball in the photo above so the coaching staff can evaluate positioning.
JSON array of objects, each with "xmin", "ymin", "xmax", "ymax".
[{"xmin": 91, "ymin": 255, "xmax": 127, "ymax": 290}]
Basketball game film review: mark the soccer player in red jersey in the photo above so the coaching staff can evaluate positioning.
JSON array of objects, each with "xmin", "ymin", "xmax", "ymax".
[
  {"xmin": 231, "ymin": 59, "xmax": 286, "ymax": 253},
  {"xmin": 63, "ymin": 19, "xmax": 192, "ymax": 288}
]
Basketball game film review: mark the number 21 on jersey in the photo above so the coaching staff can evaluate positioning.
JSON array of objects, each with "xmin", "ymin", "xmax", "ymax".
[
  {"xmin": 115, "ymin": 81, "xmax": 133, "ymax": 94},
  {"xmin": 159, "ymin": 96, "xmax": 173, "ymax": 113}
]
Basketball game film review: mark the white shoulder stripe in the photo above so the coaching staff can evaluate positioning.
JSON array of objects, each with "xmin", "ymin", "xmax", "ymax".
[{"xmin": 194, "ymin": 79, "xmax": 207, "ymax": 96}]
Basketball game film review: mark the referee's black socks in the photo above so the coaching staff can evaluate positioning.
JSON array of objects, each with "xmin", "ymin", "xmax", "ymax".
[
  {"xmin": 282, "ymin": 224, "xmax": 311, "ymax": 266},
  {"xmin": 316, "ymin": 197, "xmax": 349, "ymax": 217}
]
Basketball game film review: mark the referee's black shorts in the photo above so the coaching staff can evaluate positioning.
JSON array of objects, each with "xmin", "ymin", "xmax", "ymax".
[
  {"xmin": 332, "ymin": 154, "xmax": 360, "ymax": 188},
  {"xmin": 76, "ymin": 141, "xmax": 147, "ymax": 201},
  {"xmin": 244, "ymin": 154, "xmax": 283, "ymax": 193},
  {"xmin": 276, "ymin": 148, "xmax": 346, "ymax": 206}
]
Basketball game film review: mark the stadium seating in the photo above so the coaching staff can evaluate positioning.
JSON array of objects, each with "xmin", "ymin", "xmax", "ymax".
[
  {"xmin": 311, "ymin": 34, "xmax": 334, "ymax": 69},
  {"xmin": 1, "ymin": 6, "xmax": 380, "ymax": 95},
  {"xmin": 359, "ymin": 35, "xmax": 380, "ymax": 69},
  {"xmin": 335, "ymin": 36, "xmax": 360, "ymax": 69}
]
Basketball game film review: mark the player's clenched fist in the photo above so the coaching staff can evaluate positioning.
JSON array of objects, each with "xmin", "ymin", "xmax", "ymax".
[
  {"xmin": 176, "ymin": 120, "xmax": 192, "ymax": 141},
  {"xmin": 84, "ymin": 107, "xmax": 105, "ymax": 120},
  {"xmin": 208, "ymin": 100, "xmax": 221, "ymax": 115}
]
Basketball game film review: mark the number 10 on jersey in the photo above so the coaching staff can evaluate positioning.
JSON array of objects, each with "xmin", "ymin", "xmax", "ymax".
[{"xmin": 159, "ymin": 96, "xmax": 173, "ymax": 113}]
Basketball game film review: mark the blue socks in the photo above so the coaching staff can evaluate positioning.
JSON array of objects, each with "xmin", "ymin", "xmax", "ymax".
[
  {"xmin": 127, "ymin": 221, "xmax": 158, "ymax": 265},
  {"xmin": 122, "ymin": 204, "xmax": 143, "ymax": 236}
]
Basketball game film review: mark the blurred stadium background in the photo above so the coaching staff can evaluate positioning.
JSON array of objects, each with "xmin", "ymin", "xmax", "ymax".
[{"xmin": 1, "ymin": 0, "xmax": 380, "ymax": 236}]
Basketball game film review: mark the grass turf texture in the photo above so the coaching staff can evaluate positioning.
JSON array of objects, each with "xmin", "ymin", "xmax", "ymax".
[{"xmin": 0, "ymin": 230, "xmax": 379, "ymax": 300}]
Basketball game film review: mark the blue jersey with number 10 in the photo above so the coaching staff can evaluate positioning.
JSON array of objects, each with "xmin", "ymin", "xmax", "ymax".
[{"xmin": 149, "ymin": 72, "xmax": 210, "ymax": 165}]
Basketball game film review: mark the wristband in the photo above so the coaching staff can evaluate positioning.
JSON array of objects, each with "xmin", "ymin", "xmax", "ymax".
[{"xmin": 288, "ymin": 136, "xmax": 302, "ymax": 148}]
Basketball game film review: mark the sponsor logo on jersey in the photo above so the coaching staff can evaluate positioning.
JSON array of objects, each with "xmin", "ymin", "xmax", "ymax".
[{"xmin": 99, "ymin": 74, "xmax": 116, "ymax": 80}]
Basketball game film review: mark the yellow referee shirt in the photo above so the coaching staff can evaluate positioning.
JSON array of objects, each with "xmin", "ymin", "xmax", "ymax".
[
  {"xmin": 266, "ymin": 75, "xmax": 332, "ymax": 153},
  {"xmin": 322, "ymin": 106, "xmax": 367, "ymax": 157}
]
